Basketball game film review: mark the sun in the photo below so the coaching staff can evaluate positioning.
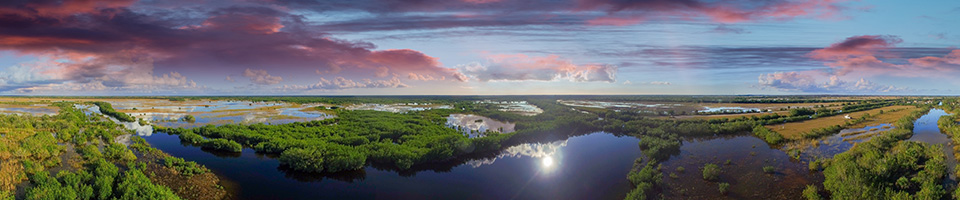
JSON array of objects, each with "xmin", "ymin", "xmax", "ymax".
[{"xmin": 541, "ymin": 156, "xmax": 554, "ymax": 168}]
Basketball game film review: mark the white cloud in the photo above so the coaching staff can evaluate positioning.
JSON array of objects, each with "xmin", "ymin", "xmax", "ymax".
[
  {"xmin": 758, "ymin": 72, "xmax": 910, "ymax": 93},
  {"xmin": 242, "ymin": 68, "xmax": 283, "ymax": 85},
  {"xmin": 457, "ymin": 54, "xmax": 617, "ymax": 82},
  {"xmin": 280, "ymin": 77, "xmax": 408, "ymax": 91}
]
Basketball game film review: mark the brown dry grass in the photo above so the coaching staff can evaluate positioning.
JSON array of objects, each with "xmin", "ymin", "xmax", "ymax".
[{"xmin": 764, "ymin": 105, "xmax": 920, "ymax": 140}]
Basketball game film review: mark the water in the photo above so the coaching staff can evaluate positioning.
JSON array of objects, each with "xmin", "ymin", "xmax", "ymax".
[
  {"xmin": 346, "ymin": 103, "xmax": 453, "ymax": 113},
  {"xmin": 139, "ymin": 132, "xmax": 642, "ymax": 200},
  {"xmin": 445, "ymin": 114, "xmax": 515, "ymax": 138},
  {"xmin": 104, "ymin": 100, "xmax": 334, "ymax": 128},
  {"xmin": 908, "ymin": 108, "xmax": 956, "ymax": 181},
  {"xmin": 797, "ymin": 123, "xmax": 894, "ymax": 161},
  {"xmin": 0, "ymin": 104, "xmax": 58, "ymax": 116},
  {"xmin": 698, "ymin": 106, "xmax": 760, "ymax": 113},
  {"xmin": 477, "ymin": 100, "xmax": 544, "ymax": 116},
  {"xmin": 557, "ymin": 100, "xmax": 677, "ymax": 109},
  {"xmin": 659, "ymin": 135, "xmax": 819, "ymax": 199}
]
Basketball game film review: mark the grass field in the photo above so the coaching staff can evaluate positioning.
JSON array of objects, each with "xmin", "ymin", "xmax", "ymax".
[{"xmin": 764, "ymin": 105, "xmax": 921, "ymax": 140}]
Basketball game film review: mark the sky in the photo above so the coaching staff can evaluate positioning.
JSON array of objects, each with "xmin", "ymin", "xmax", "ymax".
[{"xmin": 0, "ymin": 0, "xmax": 958, "ymax": 95}]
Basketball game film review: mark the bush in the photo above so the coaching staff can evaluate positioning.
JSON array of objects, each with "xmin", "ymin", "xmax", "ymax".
[
  {"xmin": 702, "ymin": 164, "xmax": 720, "ymax": 181},
  {"xmin": 103, "ymin": 143, "xmax": 136, "ymax": 162},
  {"xmin": 178, "ymin": 131, "xmax": 204, "ymax": 144},
  {"xmin": 624, "ymin": 182, "xmax": 652, "ymax": 200},
  {"xmin": 201, "ymin": 138, "xmax": 242, "ymax": 152},
  {"xmin": 637, "ymin": 133, "xmax": 680, "ymax": 161},
  {"xmin": 808, "ymin": 159, "xmax": 821, "ymax": 171},
  {"xmin": 182, "ymin": 115, "xmax": 195, "ymax": 123},
  {"xmin": 625, "ymin": 159, "xmax": 662, "ymax": 200},
  {"xmin": 752, "ymin": 125, "xmax": 784, "ymax": 144},
  {"xmin": 279, "ymin": 148, "xmax": 325, "ymax": 173},
  {"xmin": 789, "ymin": 108, "xmax": 816, "ymax": 116},
  {"xmin": 115, "ymin": 168, "xmax": 180, "ymax": 199},
  {"xmin": 77, "ymin": 144, "xmax": 102, "ymax": 161},
  {"xmin": 675, "ymin": 166, "xmax": 684, "ymax": 173},
  {"xmin": 718, "ymin": 182, "xmax": 730, "ymax": 195},
  {"xmin": 163, "ymin": 157, "xmax": 209, "ymax": 176},
  {"xmin": 803, "ymin": 185, "xmax": 822, "ymax": 200},
  {"xmin": 278, "ymin": 145, "xmax": 366, "ymax": 173},
  {"xmin": 762, "ymin": 166, "xmax": 775, "ymax": 174}
]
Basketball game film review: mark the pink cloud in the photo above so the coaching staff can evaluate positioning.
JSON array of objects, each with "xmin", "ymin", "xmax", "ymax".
[
  {"xmin": 458, "ymin": 54, "xmax": 616, "ymax": 82},
  {"xmin": 575, "ymin": 0, "xmax": 851, "ymax": 25},
  {"xmin": 808, "ymin": 35, "xmax": 902, "ymax": 60},
  {"xmin": 586, "ymin": 17, "xmax": 645, "ymax": 26},
  {"xmin": 0, "ymin": 2, "xmax": 469, "ymax": 93},
  {"xmin": 805, "ymin": 35, "xmax": 959, "ymax": 77},
  {"xmin": 461, "ymin": 0, "xmax": 504, "ymax": 4},
  {"xmin": 908, "ymin": 50, "xmax": 960, "ymax": 68}
]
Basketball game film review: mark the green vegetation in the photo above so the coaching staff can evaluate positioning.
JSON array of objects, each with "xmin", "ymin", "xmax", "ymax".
[
  {"xmin": 24, "ymin": 160, "xmax": 179, "ymax": 200},
  {"xmin": 800, "ymin": 125, "xmax": 844, "ymax": 139},
  {"xmin": 702, "ymin": 164, "xmax": 721, "ymax": 181},
  {"xmin": 104, "ymin": 143, "xmax": 137, "ymax": 162},
  {"xmin": 808, "ymin": 159, "xmax": 822, "ymax": 171},
  {"xmin": 156, "ymin": 99, "xmax": 601, "ymax": 173},
  {"xmin": 0, "ymin": 101, "xmax": 225, "ymax": 199},
  {"xmin": 163, "ymin": 157, "xmax": 209, "ymax": 177},
  {"xmin": 91, "ymin": 101, "xmax": 136, "ymax": 122},
  {"xmin": 0, "ymin": 96, "xmax": 945, "ymax": 200},
  {"xmin": 625, "ymin": 159, "xmax": 662, "ymax": 200},
  {"xmin": 718, "ymin": 182, "xmax": 730, "ymax": 195},
  {"xmin": 938, "ymin": 100, "xmax": 960, "ymax": 163},
  {"xmin": 752, "ymin": 125, "xmax": 784, "ymax": 144},
  {"xmin": 823, "ymin": 109, "xmax": 946, "ymax": 199},
  {"xmin": 182, "ymin": 115, "xmax": 196, "ymax": 123},
  {"xmin": 803, "ymin": 185, "xmax": 822, "ymax": 200},
  {"xmin": 200, "ymin": 138, "xmax": 243, "ymax": 152},
  {"xmin": 762, "ymin": 165, "xmax": 775, "ymax": 174},
  {"xmin": 279, "ymin": 146, "xmax": 366, "ymax": 173}
]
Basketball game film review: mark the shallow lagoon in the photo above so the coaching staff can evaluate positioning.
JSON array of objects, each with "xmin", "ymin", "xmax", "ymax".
[
  {"xmin": 140, "ymin": 132, "xmax": 642, "ymax": 199},
  {"xmin": 0, "ymin": 104, "xmax": 59, "ymax": 116},
  {"xmin": 104, "ymin": 99, "xmax": 334, "ymax": 128},
  {"xmin": 446, "ymin": 114, "xmax": 515, "ymax": 138}
]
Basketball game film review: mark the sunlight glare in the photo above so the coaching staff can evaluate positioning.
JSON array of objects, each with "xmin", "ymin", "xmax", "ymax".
[{"xmin": 541, "ymin": 156, "xmax": 554, "ymax": 168}]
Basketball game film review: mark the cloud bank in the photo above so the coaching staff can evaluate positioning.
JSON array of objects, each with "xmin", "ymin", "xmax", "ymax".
[{"xmin": 458, "ymin": 54, "xmax": 617, "ymax": 82}]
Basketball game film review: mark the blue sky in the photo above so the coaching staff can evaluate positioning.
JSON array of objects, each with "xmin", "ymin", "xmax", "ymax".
[{"xmin": 0, "ymin": 0, "xmax": 958, "ymax": 95}]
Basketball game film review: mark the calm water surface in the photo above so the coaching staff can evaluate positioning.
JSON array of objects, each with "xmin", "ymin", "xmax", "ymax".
[
  {"xmin": 141, "ymin": 132, "xmax": 642, "ymax": 200},
  {"xmin": 659, "ymin": 135, "xmax": 819, "ymax": 199},
  {"xmin": 908, "ymin": 109, "xmax": 956, "ymax": 181}
]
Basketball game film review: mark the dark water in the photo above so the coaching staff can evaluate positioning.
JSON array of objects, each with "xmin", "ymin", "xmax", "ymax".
[
  {"xmin": 799, "ymin": 123, "xmax": 894, "ymax": 161},
  {"xmin": 659, "ymin": 135, "xmax": 819, "ymax": 199},
  {"xmin": 140, "ymin": 132, "xmax": 642, "ymax": 200},
  {"xmin": 908, "ymin": 108, "xmax": 956, "ymax": 180}
]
